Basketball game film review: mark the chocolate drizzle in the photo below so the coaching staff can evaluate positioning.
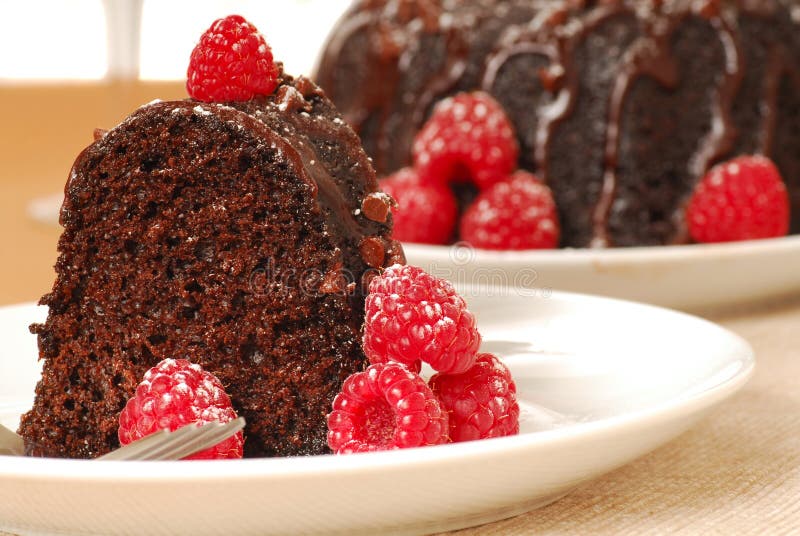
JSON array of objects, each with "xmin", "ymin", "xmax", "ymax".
[
  {"xmin": 759, "ymin": 42, "xmax": 800, "ymax": 158},
  {"xmin": 594, "ymin": 25, "xmax": 679, "ymax": 246},
  {"xmin": 316, "ymin": 0, "xmax": 477, "ymax": 172},
  {"xmin": 483, "ymin": 1, "xmax": 748, "ymax": 246},
  {"xmin": 483, "ymin": 38, "xmax": 563, "ymax": 179},
  {"xmin": 406, "ymin": 21, "xmax": 471, "ymax": 133},
  {"xmin": 688, "ymin": 7, "xmax": 743, "ymax": 180},
  {"xmin": 759, "ymin": 45, "xmax": 784, "ymax": 158},
  {"xmin": 316, "ymin": 8, "xmax": 400, "ymax": 165},
  {"xmin": 316, "ymin": 0, "xmax": 800, "ymax": 247}
]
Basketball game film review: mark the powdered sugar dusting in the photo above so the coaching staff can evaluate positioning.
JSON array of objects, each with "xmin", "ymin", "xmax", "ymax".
[{"xmin": 193, "ymin": 105, "xmax": 213, "ymax": 116}]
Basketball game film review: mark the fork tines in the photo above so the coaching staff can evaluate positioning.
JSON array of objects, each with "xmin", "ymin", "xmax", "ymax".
[{"xmin": 97, "ymin": 417, "xmax": 246, "ymax": 461}]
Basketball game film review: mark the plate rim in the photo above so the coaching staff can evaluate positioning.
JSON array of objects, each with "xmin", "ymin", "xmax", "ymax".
[{"xmin": 403, "ymin": 234, "xmax": 800, "ymax": 264}]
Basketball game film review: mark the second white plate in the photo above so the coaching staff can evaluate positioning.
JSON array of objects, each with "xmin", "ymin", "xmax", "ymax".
[
  {"xmin": 0, "ymin": 288, "xmax": 754, "ymax": 535},
  {"xmin": 405, "ymin": 236, "xmax": 800, "ymax": 312}
]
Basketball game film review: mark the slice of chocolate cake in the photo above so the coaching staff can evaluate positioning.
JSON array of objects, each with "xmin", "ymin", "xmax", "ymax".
[
  {"xmin": 18, "ymin": 71, "xmax": 403, "ymax": 458},
  {"xmin": 315, "ymin": 0, "xmax": 800, "ymax": 247}
]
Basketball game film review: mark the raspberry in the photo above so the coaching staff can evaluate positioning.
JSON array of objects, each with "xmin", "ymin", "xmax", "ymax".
[
  {"xmin": 412, "ymin": 91, "xmax": 519, "ymax": 190},
  {"xmin": 380, "ymin": 167, "xmax": 458, "ymax": 245},
  {"xmin": 327, "ymin": 363, "xmax": 449, "ymax": 453},
  {"xmin": 460, "ymin": 171, "xmax": 560, "ymax": 249},
  {"xmin": 429, "ymin": 353, "xmax": 519, "ymax": 442},
  {"xmin": 118, "ymin": 358, "xmax": 243, "ymax": 460},
  {"xmin": 187, "ymin": 15, "xmax": 279, "ymax": 102},
  {"xmin": 687, "ymin": 155, "xmax": 790, "ymax": 243},
  {"xmin": 363, "ymin": 264, "xmax": 481, "ymax": 374}
]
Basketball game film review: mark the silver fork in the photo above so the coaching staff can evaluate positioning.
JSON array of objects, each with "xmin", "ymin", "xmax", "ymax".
[{"xmin": 0, "ymin": 417, "xmax": 245, "ymax": 461}]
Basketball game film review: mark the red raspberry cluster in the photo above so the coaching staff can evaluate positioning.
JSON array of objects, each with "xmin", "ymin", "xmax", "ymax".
[
  {"xmin": 362, "ymin": 264, "xmax": 480, "ymax": 375},
  {"xmin": 384, "ymin": 93, "xmax": 791, "ymax": 248},
  {"xmin": 327, "ymin": 265, "xmax": 519, "ymax": 454},
  {"xmin": 381, "ymin": 91, "xmax": 560, "ymax": 249}
]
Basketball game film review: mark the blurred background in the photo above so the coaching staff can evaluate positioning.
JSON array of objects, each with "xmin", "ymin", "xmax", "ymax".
[{"xmin": 0, "ymin": 0, "xmax": 351, "ymax": 305}]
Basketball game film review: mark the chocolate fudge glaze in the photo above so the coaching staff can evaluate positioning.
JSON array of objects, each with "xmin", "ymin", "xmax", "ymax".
[
  {"xmin": 19, "ymin": 72, "xmax": 403, "ymax": 458},
  {"xmin": 315, "ymin": 0, "xmax": 800, "ymax": 247}
]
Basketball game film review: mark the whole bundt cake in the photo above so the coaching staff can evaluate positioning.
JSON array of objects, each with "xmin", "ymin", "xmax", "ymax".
[
  {"xmin": 315, "ymin": 0, "xmax": 800, "ymax": 247},
  {"xmin": 18, "ymin": 69, "xmax": 403, "ymax": 458}
]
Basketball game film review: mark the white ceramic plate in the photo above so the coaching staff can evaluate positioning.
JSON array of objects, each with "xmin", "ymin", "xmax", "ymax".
[
  {"xmin": 405, "ymin": 236, "xmax": 800, "ymax": 312},
  {"xmin": 0, "ymin": 289, "xmax": 754, "ymax": 536}
]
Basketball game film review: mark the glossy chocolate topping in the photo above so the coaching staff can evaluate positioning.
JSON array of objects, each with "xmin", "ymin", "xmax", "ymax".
[{"xmin": 315, "ymin": 0, "xmax": 800, "ymax": 247}]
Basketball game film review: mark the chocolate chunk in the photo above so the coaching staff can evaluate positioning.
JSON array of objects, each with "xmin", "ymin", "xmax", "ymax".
[
  {"xmin": 275, "ymin": 85, "xmax": 311, "ymax": 113},
  {"xmin": 359, "ymin": 236, "xmax": 386, "ymax": 268},
  {"xmin": 361, "ymin": 192, "xmax": 393, "ymax": 223},
  {"xmin": 294, "ymin": 76, "xmax": 324, "ymax": 99}
]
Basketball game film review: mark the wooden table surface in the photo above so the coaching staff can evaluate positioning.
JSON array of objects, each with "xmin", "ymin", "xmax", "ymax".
[{"xmin": 1, "ymin": 82, "xmax": 799, "ymax": 536}]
